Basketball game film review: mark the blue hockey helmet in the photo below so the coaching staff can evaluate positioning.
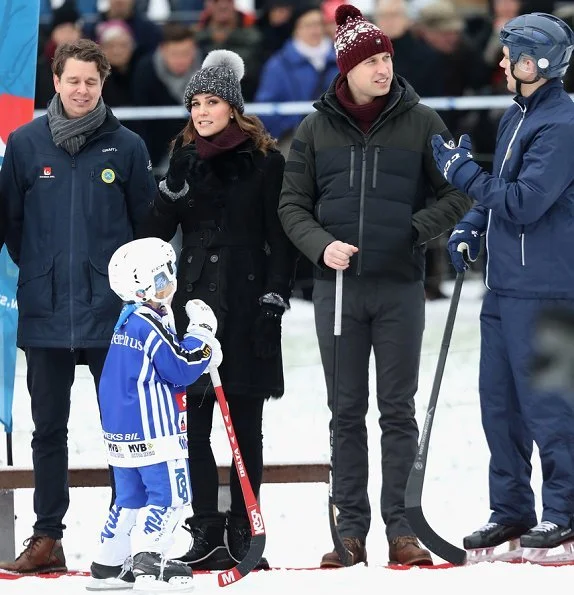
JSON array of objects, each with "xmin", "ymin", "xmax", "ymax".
[{"xmin": 500, "ymin": 12, "xmax": 574, "ymax": 79}]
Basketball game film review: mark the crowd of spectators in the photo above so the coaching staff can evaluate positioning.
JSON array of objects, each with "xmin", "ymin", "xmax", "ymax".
[{"xmin": 35, "ymin": 0, "xmax": 570, "ymax": 297}]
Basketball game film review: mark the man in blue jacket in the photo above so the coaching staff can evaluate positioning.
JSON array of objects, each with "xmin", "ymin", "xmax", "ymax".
[
  {"xmin": 0, "ymin": 38, "xmax": 157, "ymax": 573},
  {"xmin": 431, "ymin": 13, "xmax": 574, "ymax": 559}
]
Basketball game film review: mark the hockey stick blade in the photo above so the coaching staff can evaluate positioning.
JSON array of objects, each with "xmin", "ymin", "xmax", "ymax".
[
  {"xmin": 217, "ymin": 533, "xmax": 266, "ymax": 587},
  {"xmin": 210, "ymin": 366, "xmax": 267, "ymax": 587},
  {"xmin": 405, "ymin": 272, "xmax": 467, "ymax": 566}
]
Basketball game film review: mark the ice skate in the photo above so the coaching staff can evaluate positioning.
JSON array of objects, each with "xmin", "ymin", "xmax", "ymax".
[
  {"xmin": 463, "ymin": 522, "xmax": 531, "ymax": 563},
  {"xmin": 132, "ymin": 552, "xmax": 193, "ymax": 592},
  {"xmin": 521, "ymin": 522, "xmax": 574, "ymax": 565},
  {"xmin": 86, "ymin": 558, "xmax": 135, "ymax": 591}
]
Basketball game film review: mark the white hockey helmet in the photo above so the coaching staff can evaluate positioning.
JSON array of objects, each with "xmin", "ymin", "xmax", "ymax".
[{"xmin": 108, "ymin": 238, "xmax": 177, "ymax": 304}]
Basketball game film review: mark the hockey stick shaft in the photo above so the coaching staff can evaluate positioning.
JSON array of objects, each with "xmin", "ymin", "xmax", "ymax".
[
  {"xmin": 328, "ymin": 269, "xmax": 352, "ymax": 566},
  {"xmin": 209, "ymin": 366, "xmax": 266, "ymax": 586},
  {"xmin": 405, "ymin": 271, "xmax": 467, "ymax": 565}
]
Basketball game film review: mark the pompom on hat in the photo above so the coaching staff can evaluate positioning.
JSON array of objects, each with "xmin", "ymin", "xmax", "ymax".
[
  {"xmin": 334, "ymin": 5, "xmax": 394, "ymax": 75},
  {"xmin": 183, "ymin": 49, "xmax": 245, "ymax": 113}
]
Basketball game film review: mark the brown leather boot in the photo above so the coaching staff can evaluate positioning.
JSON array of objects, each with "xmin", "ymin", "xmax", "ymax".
[
  {"xmin": 388, "ymin": 536, "xmax": 433, "ymax": 566},
  {"xmin": 0, "ymin": 535, "xmax": 67, "ymax": 574},
  {"xmin": 320, "ymin": 537, "xmax": 367, "ymax": 568}
]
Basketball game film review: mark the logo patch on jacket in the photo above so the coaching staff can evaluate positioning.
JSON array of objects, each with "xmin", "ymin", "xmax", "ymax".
[
  {"xmin": 40, "ymin": 166, "xmax": 54, "ymax": 179},
  {"xmin": 101, "ymin": 168, "xmax": 115, "ymax": 183}
]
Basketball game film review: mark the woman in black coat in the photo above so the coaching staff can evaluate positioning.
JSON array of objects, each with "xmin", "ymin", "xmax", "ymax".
[{"xmin": 142, "ymin": 49, "xmax": 296, "ymax": 571}]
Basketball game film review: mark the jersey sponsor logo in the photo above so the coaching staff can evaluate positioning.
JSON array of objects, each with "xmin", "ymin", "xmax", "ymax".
[
  {"xmin": 111, "ymin": 332, "xmax": 143, "ymax": 350},
  {"xmin": 127, "ymin": 442, "xmax": 154, "ymax": 455},
  {"xmin": 101, "ymin": 168, "xmax": 115, "ymax": 183},
  {"xmin": 175, "ymin": 391, "xmax": 186, "ymax": 412},
  {"xmin": 178, "ymin": 412, "xmax": 187, "ymax": 432},
  {"xmin": 104, "ymin": 432, "xmax": 140, "ymax": 440},
  {"xmin": 102, "ymin": 147, "xmax": 117, "ymax": 152}
]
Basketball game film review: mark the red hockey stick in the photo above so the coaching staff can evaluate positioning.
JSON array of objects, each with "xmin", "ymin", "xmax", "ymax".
[{"xmin": 209, "ymin": 366, "xmax": 266, "ymax": 587}]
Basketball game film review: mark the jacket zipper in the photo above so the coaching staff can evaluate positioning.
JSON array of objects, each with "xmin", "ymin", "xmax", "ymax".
[
  {"xmin": 372, "ymin": 147, "xmax": 380, "ymax": 188},
  {"xmin": 357, "ymin": 146, "xmax": 367, "ymax": 275},
  {"xmin": 485, "ymin": 103, "xmax": 527, "ymax": 288},
  {"xmin": 89, "ymin": 170, "xmax": 95, "ymax": 217},
  {"xmin": 520, "ymin": 227, "xmax": 525, "ymax": 266},
  {"xmin": 349, "ymin": 146, "xmax": 355, "ymax": 188},
  {"xmin": 70, "ymin": 157, "xmax": 76, "ymax": 351}
]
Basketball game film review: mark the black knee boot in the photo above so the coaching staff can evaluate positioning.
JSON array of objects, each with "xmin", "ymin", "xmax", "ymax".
[
  {"xmin": 225, "ymin": 512, "xmax": 270, "ymax": 570},
  {"xmin": 177, "ymin": 512, "xmax": 233, "ymax": 570}
]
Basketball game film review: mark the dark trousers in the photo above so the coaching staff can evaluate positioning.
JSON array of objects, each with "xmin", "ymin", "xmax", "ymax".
[
  {"xmin": 187, "ymin": 394, "xmax": 264, "ymax": 519},
  {"xmin": 480, "ymin": 292, "xmax": 574, "ymax": 527},
  {"xmin": 313, "ymin": 277, "xmax": 425, "ymax": 540},
  {"xmin": 25, "ymin": 347, "xmax": 111, "ymax": 539}
]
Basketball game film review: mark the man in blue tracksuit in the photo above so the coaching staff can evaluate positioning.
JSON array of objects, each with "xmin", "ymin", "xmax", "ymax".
[
  {"xmin": 431, "ymin": 13, "xmax": 574, "ymax": 556},
  {"xmin": 0, "ymin": 39, "xmax": 157, "ymax": 573}
]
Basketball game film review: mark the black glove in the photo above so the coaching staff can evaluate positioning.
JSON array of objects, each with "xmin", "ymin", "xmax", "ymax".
[
  {"xmin": 166, "ymin": 136, "xmax": 198, "ymax": 192},
  {"xmin": 252, "ymin": 303, "xmax": 284, "ymax": 359}
]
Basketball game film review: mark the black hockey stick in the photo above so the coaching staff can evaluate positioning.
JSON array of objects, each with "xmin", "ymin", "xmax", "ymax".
[
  {"xmin": 328, "ymin": 269, "xmax": 353, "ymax": 566},
  {"xmin": 210, "ymin": 366, "xmax": 266, "ymax": 586},
  {"xmin": 405, "ymin": 270, "xmax": 467, "ymax": 565}
]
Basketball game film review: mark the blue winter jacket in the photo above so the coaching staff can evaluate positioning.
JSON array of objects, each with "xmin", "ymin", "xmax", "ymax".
[
  {"xmin": 254, "ymin": 39, "xmax": 338, "ymax": 140},
  {"xmin": 459, "ymin": 79, "xmax": 574, "ymax": 297},
  {"xmin": 0, "ymin": 109, "xmax": 157, "ymax": 347}
]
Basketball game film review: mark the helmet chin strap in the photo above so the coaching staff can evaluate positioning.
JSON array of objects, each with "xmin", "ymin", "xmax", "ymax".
[{"xmin": 510, "ymin": 62, "xmax": 541, "ymax": 96}]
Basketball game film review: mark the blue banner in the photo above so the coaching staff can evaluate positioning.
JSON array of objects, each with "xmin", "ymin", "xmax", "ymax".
[
  {"xmin": 0, "ymin": 250, "xmax": 18, "ymax": 432},
  {"xmin": 0, "ymin": 0, "xmax": 40, "ymax": 432}
]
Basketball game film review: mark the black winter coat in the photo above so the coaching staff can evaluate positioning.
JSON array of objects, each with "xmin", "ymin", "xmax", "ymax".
[{"xmin": 141, "ymin": 140, "xmax": 296, "ymax": 400}]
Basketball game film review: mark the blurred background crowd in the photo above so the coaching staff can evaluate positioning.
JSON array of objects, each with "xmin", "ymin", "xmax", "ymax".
[{"xmin": 34, "ymin": 0, "xmax": 574, "ymax": 298}]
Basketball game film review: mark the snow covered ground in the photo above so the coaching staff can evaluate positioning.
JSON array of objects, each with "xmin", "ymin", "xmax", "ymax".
[{"xmin": 3, "ymin": 275, "xmax": 574, "ymax": 593}]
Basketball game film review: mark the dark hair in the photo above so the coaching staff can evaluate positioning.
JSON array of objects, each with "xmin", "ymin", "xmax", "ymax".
[
  {"xmin": 176, "ymin": 107, "xmax": 278, "ymax": 154},
  {"xmin": 52, "ymin": 38, "xmax": 111, "ymax": 81},
  {"xmin": 161, "ymin": 22, "xmax": 195, "ymax": 44}
]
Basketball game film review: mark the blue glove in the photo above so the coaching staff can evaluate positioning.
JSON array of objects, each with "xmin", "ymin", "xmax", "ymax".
[
  {"xmin": 431, "ymin": 134, "xmax": 481, "ymax": 191},
  {"xmin": 447, "ymin": 223, "xmax": 481, "ymax": 273}
]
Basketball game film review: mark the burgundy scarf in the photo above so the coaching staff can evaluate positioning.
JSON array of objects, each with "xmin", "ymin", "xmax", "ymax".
[
  {"xmin": 335, "ymin": 77, "xmax": 388, "ymax": 133},
  {"xmin": 195, "ymin": 121, "xmax": 250, "ymax": 160}
]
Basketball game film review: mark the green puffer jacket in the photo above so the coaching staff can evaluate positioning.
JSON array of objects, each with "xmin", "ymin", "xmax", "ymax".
[{"xmin": 278, "ymin": 74, "xmax": 473, "ymax": 282}]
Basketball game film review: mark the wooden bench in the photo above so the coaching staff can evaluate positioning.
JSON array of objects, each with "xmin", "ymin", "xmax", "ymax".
[{"xmin": 0, "ymin": 463, "xmax": 329, "ymax": 561}]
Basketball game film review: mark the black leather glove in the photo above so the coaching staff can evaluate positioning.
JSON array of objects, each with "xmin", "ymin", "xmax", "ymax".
[
  {"xmin": 252, "ymin": 303, "xmax": 284, "ymax": 359},
  {"xmin": 166, "ymin": 136, "xmax": 198, "ymax": 192}
]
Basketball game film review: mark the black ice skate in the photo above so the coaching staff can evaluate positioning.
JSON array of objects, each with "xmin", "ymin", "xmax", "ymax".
[
  {"xmin": 463, "ymin": 522, "xmax": 531, "ymax": 563},
  {"xmin": 132, "ymin": 551, "xmax": 193, "ymax": 592},
  {"xmin": 520, "ymin": 521, "xmax": 574, "ymax": 564},
  {"xmin": 177, "ymin": 512, "xmax": 233, "ymax": 570},
  {"xmin": 86, "ymin": 558, "xmax": 135, "ymax": 591}
]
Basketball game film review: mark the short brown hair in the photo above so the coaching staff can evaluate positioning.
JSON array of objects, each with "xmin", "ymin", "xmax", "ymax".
[{"xmin": 52, "ymin": 39, "xmax": 111, "ymax": 81}]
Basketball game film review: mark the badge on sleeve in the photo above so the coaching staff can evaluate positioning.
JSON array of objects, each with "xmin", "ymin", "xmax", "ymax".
[{"xmin": 101, "ymin": 168, "xmax": 116, "ymax": 183}]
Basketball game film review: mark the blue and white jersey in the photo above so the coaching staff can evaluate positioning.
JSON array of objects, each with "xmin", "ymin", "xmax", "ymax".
[{"xmin": 99, "ymin": 304, "xmax": 211, "ymax": 467}]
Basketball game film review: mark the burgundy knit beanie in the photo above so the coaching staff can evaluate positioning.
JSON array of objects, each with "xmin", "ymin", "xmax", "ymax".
[{"xmin": 334, "ymin": 4, "xmax": 394, "ymax": 75}]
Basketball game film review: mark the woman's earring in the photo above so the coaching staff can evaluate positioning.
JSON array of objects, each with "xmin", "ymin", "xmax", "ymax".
[{"xmin": 230, "ymin": 114, "xmax": 234, "ymax": 119}]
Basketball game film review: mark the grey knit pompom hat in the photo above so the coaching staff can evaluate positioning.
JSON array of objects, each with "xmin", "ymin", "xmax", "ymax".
[{"xmin": 183, "ymin": 49, "xmax": 245, "ymax": 113}]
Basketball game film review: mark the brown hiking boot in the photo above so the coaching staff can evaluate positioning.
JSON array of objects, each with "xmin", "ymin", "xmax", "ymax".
[
  {"xmin": 0, "ymin": 535, "xmax": 67, "ymax": 574},
  {"xmin": 388, "ymin": 536, "xmax": 433, "ymax": 566},
  {"xmin": 320, "ymin": 537, "xmax": 367, "ymax": 568}
]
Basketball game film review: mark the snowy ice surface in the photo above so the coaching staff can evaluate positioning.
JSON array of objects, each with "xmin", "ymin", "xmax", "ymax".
[{"xmin": 2, "ymin": 276, "xmax": 574, "ymax": 592}]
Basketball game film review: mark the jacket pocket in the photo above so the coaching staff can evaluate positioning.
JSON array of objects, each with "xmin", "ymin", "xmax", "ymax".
[
  {"xmin": 17, "ymin": 257, "xmax": 54, "ymax": 318},
  {"xmin": 89, "ymin": 257, "xmax": 120, "ymax": 317}
]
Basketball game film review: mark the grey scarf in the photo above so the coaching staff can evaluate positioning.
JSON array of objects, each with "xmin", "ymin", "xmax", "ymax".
[
  {"xmin": 152, "ymin": 49, "xmax": 199, "ymax": 104},
  {"xmin": 47, "ymin": 94, "xmax": 107, "ymax": 155}
]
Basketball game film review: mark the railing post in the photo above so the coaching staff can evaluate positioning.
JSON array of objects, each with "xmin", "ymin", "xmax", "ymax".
[{"xmin": 0, "ymin": 489, "xmax": 15, "ymax": 561}]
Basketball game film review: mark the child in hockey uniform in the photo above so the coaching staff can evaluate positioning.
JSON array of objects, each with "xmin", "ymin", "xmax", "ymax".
[{"xmin": 87, "ymin": 237, "xmax": 223, "ymax": 591}]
